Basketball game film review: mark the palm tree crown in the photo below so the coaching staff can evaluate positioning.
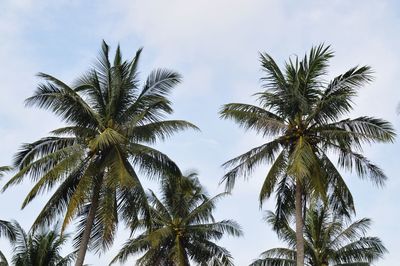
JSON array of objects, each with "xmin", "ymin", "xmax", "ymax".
[
  {"xmin": 220, "ymin": 44, "xmax": 394, "ymax": 204},
  {"xmin": 251, "ymin": 205, "xmax": 387, "ymax": 266},
  {"xmin": 111, "ymin": 171, "xmax": 243, "ymax": 266},
  {"xmin": 0, "ymin": 221, "xmax": 74, "ymax": 266},
  {"xmin": 2, "ymin": 41, "xmax": 198, "ymax": 265}
]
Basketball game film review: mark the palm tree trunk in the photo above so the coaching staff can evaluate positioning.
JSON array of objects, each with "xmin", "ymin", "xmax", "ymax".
[
  {"xmin": 295, "ymin": 181, "xmax": 305, "ymax": 266},
  {"xmin": 75, "ymin": 180, "xmax": 102, "ymax": 266},
  {"xmin": 175, "ymin": 236, "xmax": 190, "ymax": 266}
]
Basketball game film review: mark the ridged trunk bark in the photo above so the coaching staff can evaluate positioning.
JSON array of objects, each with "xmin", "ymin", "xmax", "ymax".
[
  {"xmin": 295, "ymin": 182, "xmax": 305, "ymax": 266},
  {"xmin": 75, "ymin": 180, "xmax": 102, "ymax": 266}
]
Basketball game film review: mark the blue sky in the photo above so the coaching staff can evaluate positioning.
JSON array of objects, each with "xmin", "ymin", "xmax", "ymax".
[{"xmin": 0, "ymin": 0, "xmax": 399, "ymax": 265}]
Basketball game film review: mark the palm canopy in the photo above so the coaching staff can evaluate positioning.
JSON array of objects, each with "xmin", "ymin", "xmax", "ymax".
[
  {"xmin": 220, "ymin": 44, "xmax": 395, "ymax": 212},
  {"xmin": 2, "ymin": 41, "xmax": 198, "ymax": 262},
  {"xmin": 250, "ymin": 205, "xmax": 387, "ymax": 266},
  {"xmin": 111, "ymin": 171, "xmax": 243, "ymax": 266},
  {"xmin": 0, "ymin": 221, "xmax": 74, "ymax": 266}
]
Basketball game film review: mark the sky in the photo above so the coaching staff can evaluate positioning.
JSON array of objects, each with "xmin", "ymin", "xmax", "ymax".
[{"xmin": 0, "ymin": 0, "xmax": 399, "ymax": 265}]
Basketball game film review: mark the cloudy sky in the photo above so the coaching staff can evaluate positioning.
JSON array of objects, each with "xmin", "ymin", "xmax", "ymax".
[{"xmin": 0, "ymin": 0, "xmax": 399, "ymax": 265}]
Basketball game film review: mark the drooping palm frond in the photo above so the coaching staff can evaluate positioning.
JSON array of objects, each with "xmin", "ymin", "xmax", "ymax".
[
  {"xmin": 308, "ymin": 66, "xmax": 374, "ymax": 124},
  {"xmin": 221, "ymin": 139, "xmax": 283, "ymax": 191},
  {"xmin": 0, "ymin": 220, "xmax": 16, "ymax": 243},
  {"xmin": 0, "ymin": 251, "xmax": 8, "ymax": 266},
  {"xmin": 26, "ymin": 74, "xmax": 101, "ymax": 129},
  {"xmin": 126, "ymin": 120, "xmax": 199, "ymax": 144}
]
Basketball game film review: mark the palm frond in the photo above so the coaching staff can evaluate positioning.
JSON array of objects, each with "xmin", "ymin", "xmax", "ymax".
[
  {"xmin": 0, "ymin": 220, "xmax": 17, "ymax": 242},
  {"xmin": 30, "ymin": 158, "xmax": 90, "ymax": 230},
  {"xmin": 0, "ymin": 250, "xmax": 8, "ymax": 266},
  {"xmin": 128, "ymin": 143, "xmax": 181, "ymax": 178},
  {"xmin": 250, "ymin": 248, "xmax": 296, "ymax": 266},
  {"xmin": 287, "ymin": 137, "xmax": 317, "ymax": 181},
  {"xmin": 259, "ymin": 150, "xmax": 288, "ymax": 205},
  {"xmin": 26, "ymin": 74, "xmax": 101, "ymax": 128},
  {"xmin": 309, "ymin": 66, "xmax": 374, "ymax": 124},
  {"xmin": 221, "ymin": 139, "xmax": 282, "ymax": 191},
  {"xmin": 332, "ymin": 237, "xmax": 387, "ymax": 264},
  {"xmin": 127, "ymin": 120, "xmax": 199, "ymax": 143},
  {"xmin": 21, "ymin": 149, "xmax": 83, "ymax": 208},
  {"xmin": 220, "ymin": 103, "xmax": 286, "ymax": 137}
]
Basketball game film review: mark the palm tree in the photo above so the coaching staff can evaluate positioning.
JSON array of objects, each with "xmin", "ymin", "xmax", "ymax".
[
  {"xmin": 2, "ymin": 41, "xmax": 198, "ymax": 265},
  {"xmin": 0, "ymin": 221, "xmax": 75, "ymax": 266},
  {"xmin": 219, "ymin": 44, "xmax": 395, "ymax": 266},
  {"xmin": 111, "ymin": 171, "xmax": 243, "ymax": 266},
  {"xmin": 250, "ymin": 205, "xmax": 387, "ymax": 266}
]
